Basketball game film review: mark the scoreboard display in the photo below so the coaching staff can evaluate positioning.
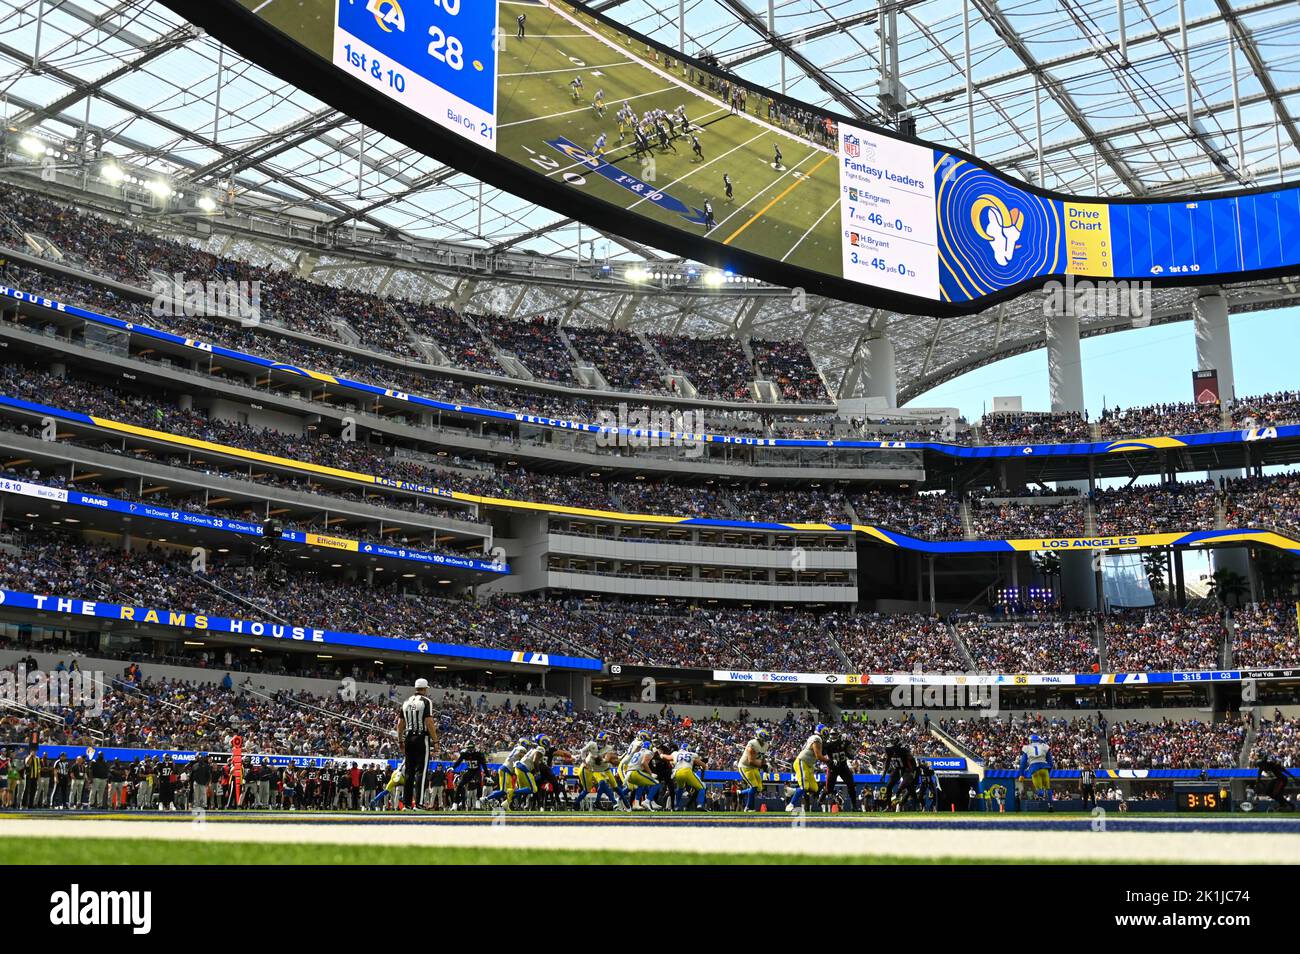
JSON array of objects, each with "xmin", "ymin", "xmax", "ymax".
[
  {"xmin": 333, "ymin": 0, "xmax": 497, "ymax": 150},
  {"xmin": 172, "ymin": 0, "xmax": 1300, "ymax": 316}
]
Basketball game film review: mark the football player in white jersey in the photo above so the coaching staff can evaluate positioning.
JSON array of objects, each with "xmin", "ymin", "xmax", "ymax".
[
  {"xmin": 617, "ymin": 730, "xmax": 649, "ymax": 807},
  {"xmin": 623, "ymin": 741, "xmax": 660, "ymax": 811},
  {"xmin": 672, "ymin": 741, "xmax": 707, "ymax": 810},
  {"xmin": 574, "ymin": 731, "xmax": 626, "ymax": 810},
  {"xmin": 789, "ymin": 724, "xmax": 828, "ymax": 812},
  {"xmin": 737, "ymin": 728, "xmax": 771, "ymax": 812},
  {"xmin": 1019, "ymin": 734, "xmax": 1054, "ymax": 804},
  {"xmin": 485, "ymin": 737, "xmax": 530, "ymax": 806},
  {"xmin": 512, "ymin": 735, "xmax": 550, "ymax": 810}
]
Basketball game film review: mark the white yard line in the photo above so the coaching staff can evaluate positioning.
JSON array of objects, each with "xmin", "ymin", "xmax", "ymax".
[
  {"xmin": 625, "ymin": 128, "xmax": 769, "ymax": 215},
  {"xmin": 501, "ymin": 60, "xmax": 635, "ymax": 78},
  {"xmin": 782, "ymin": 196, "xmax": 841, "ymax": 261},
  {"xmin": 710, "ymin": 149, "xmax": 820, "ymax": 235}
]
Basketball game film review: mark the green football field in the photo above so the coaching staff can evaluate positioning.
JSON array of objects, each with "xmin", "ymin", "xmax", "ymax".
[
  {"xmin": 0, "ymin": 836, "xmax": 1057, "ymax": 865},
  {"xmin": 239, "ymin": 0, "xmax": 844, "ymax": 274}
]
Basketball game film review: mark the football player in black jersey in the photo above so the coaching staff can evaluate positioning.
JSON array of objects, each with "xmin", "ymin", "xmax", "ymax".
[
  {"xmin": 451, "ymin": 744, "xmax": 489, "ymax": 810},
  {"xmin": 820, "ymin": 728, "xmax": 859, "ymax": 811},
  {"xmin": 1256, "ymin": 752, "xmax": 1295, "ymax": 811},
  {"xmin": 881, "ymin": 739, "xmax": 919, "ymax": 811}
]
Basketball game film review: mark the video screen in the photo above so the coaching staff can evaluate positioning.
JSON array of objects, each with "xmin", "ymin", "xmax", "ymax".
[{"xmin": 230, "ymin": 0, "xmax": 1300, "ymax": 308}]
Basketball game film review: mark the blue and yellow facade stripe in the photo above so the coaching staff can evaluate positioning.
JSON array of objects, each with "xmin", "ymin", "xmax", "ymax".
[
  {"xmin": 3, "ymin": 391, "xmax": 1298, "ymax": 556},
  {"xmin": 3, "ymin": 285, "xmax": 1298, "ymax": 462}
]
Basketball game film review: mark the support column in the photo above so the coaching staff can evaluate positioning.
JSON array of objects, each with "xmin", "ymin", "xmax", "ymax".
[
  {"xmin": 1194, "ymin": 293, "xmax": 1235, "ymax": 402},
  {"xmin": 1195, "ymin": 293, "xmax": 1251, "ymax": 583},
  {"xmin": 862, "ymin": 335, "xmax": 897, "ymax": 409},
  {"xmin": 1046, "ymin": 311, "xmax": 1084, "ymax": 414},
  {"xmin": 1046, "ymin": 311, "xmax": 1096, "ymax": 609}
]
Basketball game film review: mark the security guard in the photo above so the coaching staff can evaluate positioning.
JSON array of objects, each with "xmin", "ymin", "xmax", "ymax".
[{"xmin": 396, "ymin": 678, "xmax": 437, "ymax": 810}]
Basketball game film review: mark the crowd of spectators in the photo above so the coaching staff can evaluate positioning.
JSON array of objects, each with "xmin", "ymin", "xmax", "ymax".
[
  {"xmin": 1232, "ymin": 391, "xmax": 1300, "ymax": 428},
  {"xmin": 1223, "ymin": 473, "xmax": 1300, "ymax": 536},
  {"xmin": 978, "ymin": 411, "xmax": 1091, "ymax": 445},
  {"xmin": 0, "ymin": 185, "xmax": 840, "ymax": 407},
  {"xmin": 1097, "ymin": 401, "xmax": 1225, "ymax": 440},
  {"xmin": 647, "ymin": 333, "xmax": 754, "ymax": 401},
  {"xmin": 1251, "ymin": 714, "xmax": 1300, "ymax": 765},
  {"xmin": 564, "ymin": 326, "xmax": 667, "ymax": 393},
  {"xmin": 1231, "ymin": 602, "xmax": 1300, "ymax": 668},
  {"xmin": 1094, "ymin": 480, "xmax": 1221, "ymax": 535},
  {"xmin": 939, "ymin": 712, "xmax": 1105, "ymax": 770},
  {"xmin": 472, "ymin": 313, "xmax": 575, "ymax": 385},
  {"xmin": 389, "ymin": 299, "xmax": 501, "ymax": 374},
  {"xmin": 1104, "ymin": 607, "xmax": 1225, "ymax": 672},
  {"xmin": 1108, "ymin": 716, "xmax": 1248, "ymax": 769},
  {"xmin": 849, "ymin": 490, "xmax": 964, "ymax": 539},
  {"xmin": 969, "ymin": 497, "xmax": 1086, "ymax": 539},
  {"xmin": 956, "ymin": 617, "xmax": 1100, "ymax": 673},
  {"xmin": 834, "ymin": 614, "xmax": 966, "ymax": 673},
  {"xmin": 750, "ymin": 338, "xmax": 831, "ymax": 404}
]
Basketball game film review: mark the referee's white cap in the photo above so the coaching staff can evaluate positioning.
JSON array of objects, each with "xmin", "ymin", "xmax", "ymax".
[{"xmin": 414, "ymin": 678, "xmax": 430, "ymax": 690}]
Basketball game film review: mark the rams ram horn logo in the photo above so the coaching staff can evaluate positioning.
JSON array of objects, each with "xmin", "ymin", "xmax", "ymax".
[
  {"xmin": 971, "ymin": 194, "xmax": 1023, "ymax": 267},
  {"xmin": 366, "ymin": 0, "xmax": 406, "ymax": 32}
]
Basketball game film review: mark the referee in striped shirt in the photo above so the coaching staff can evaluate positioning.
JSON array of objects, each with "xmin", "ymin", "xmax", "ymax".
[{"xmin": 397, "ymin": 678, "xmax": 438, "ymax": 810}]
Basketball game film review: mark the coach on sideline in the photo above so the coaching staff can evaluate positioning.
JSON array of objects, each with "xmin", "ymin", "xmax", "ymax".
[{"xmin": 397, "ymin": 678, "xmax": 438, "ymax": 811}]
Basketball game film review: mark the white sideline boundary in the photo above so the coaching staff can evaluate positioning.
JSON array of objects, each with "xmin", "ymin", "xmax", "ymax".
[{"xmin": 2, "ymin": 818, "xmax": 1298, "ymax": 863}]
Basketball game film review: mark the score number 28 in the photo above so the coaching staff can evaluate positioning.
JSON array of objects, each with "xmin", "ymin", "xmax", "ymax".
[{"xmin": 365, "ymin": 0, "xmax": 466, "ymax": 71}]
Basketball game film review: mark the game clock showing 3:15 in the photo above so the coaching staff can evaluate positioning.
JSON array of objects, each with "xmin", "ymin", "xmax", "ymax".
[
  {"xmin": 333, "ymin": 0, "xmax": 498, "ymax": 150},
  {"xmin": 1176, "ymin": 790, "xmax": 1231, "ymax": 812}
]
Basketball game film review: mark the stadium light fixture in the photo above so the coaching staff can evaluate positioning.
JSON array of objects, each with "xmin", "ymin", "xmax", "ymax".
[
  {"xmin": 19, "ymin": 135, "xmax": 43, "ymax": 156},
  {"xmin": 197, "ymin": 194, "xmax": 217, "ymax": 212},
  {"xmin": 147, "ymin": 179, "xmax": 173, "ymax": 198}
]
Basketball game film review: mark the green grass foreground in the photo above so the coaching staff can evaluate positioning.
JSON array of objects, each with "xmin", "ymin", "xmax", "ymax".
[{"xmin": 0, "ymin": 836, "xmax": 1077, "ymax": 866}]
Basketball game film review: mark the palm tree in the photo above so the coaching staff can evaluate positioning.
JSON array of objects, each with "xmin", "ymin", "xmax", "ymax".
[
  {"xmin": 1142, "ymin": 551, "xmax": 1168, "ymax": 602},
  {"xmin": 1206, "ymin": 567, "xmax": 1250, "ymax": 608}
]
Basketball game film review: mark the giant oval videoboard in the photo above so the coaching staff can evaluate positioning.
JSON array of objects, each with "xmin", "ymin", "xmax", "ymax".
[{"xmin": 169, "ymin": 0, "xmax": 1300, "ymax": 316}]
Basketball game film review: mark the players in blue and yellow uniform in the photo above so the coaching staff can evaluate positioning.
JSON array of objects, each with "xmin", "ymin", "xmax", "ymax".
[
  {"xmin": 737, "ymin": 728, "xmax": 770, "ymax": 812},
  {"xmin": 1019, "ymin": 734, "xmax": 1054, "ymax": 805},
  {"xmin": 485, "ymin": 737, "xmax": 528, "ymax": 805},
  {"xmin": 511, "ymin": 735, "xmax": 549, "ymax": 809},
  {"xmin": 789, "ymin": 724, "xmax": 826, "ymax": 811},
  {"xmin": 616, "ymin": 730, "xmax": 649, "ymax": 806},
  {"xmin": 575, "ymin": 731, "xmax": 626, "ymax": 810},
  {"xmin": 622, "ymin": 741, "xmax": 660, "ymax": 811},
  {"xmin": 671, "ymin": 742, "xmax": 706, "ymax": 811}
]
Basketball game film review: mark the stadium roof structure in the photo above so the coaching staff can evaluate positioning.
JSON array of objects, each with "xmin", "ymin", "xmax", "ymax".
[{"xmin": 0, "ymin": 0, "xmax": 1298, "ymax": 403}]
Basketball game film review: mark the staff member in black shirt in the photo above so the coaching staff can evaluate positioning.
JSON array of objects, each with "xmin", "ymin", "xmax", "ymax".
[{"xmin": 397, "ymin": 678, "xmax": 437, "ymax": 811}]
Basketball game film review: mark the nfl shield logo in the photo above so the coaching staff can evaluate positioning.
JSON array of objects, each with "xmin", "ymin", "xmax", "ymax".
[{"xmin": 844, "ymin": 134, "xmax": 861, "ymax": 157}]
